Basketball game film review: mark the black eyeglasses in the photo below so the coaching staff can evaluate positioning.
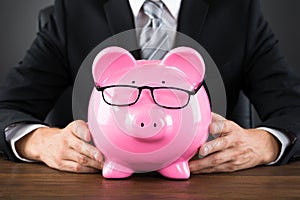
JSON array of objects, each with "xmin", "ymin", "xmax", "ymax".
[{"xmin": 95, "ymin": 83, "xmax": 203, "ymax": 109}]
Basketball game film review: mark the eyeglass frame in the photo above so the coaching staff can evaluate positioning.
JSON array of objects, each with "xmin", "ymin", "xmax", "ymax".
[{"xmin": 95, "ymin": 82, "xmax": 203, "ymax": 109}]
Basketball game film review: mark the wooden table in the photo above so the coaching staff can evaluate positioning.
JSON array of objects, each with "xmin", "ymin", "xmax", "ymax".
[{"xmin": 1, "ymin": 156, "xmax": 299, "ymax": 200}]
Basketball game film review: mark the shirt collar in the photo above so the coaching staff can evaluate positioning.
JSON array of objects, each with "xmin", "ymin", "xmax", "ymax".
[{"xmin": 128, "ymin": 0, "xmax": 182, "ymax": 20}]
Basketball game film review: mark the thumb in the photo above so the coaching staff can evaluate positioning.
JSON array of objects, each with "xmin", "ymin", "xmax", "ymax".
[
  {"xmin": 209, "ymin": 112, "xmax": 226, "ymax": 138},
  {"xmin": 69, "ymin": 120, "xmax": 92, "ymax": 142},
  {"xmin": 211, "ymin": 112, "xmax": 226, "ymax": 122}
]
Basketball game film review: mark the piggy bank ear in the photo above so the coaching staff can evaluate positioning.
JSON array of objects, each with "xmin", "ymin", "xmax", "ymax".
[
  {"xmin": 92, "ymin": 46, "xmax": 137, "ymax": 85},
  {"xmin": 161, "ymin": 47, "xmax": 205, "ymax": 88}
]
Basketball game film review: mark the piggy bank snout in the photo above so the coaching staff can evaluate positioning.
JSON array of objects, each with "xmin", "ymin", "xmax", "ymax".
[
  {"xmin": 132, "ymin": 107, "xmax": 164, "ymax": 128},
  {"xmin": 130, "ymin": 90, "xmax": 164, "ymax": 128},
  {"xmin": 124, "ymin": 104, "xmax": 167, "ymax": 139}
]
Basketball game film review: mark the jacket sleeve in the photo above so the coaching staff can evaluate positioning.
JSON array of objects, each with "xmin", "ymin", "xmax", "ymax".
[
  {"xmin": 243, "ymin": 0, "xmax": 300, "ymax": 164},
  {"xmin": 0, "ymin": 0, "xmax": 70, "ymax": 161}
]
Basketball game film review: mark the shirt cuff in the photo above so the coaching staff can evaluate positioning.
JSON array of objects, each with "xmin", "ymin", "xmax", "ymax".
[
  {"xmin": 257, "ymin": 127, "xmax": 291, "ymax": 165},
  {"xmin": 5, "ymin": 124, "xmax": 48, "ymax": 162}
]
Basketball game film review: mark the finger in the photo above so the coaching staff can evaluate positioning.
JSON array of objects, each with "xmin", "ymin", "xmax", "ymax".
[
  {"xmin": 191, "ymin": 164, "xmax": 230, "ymax": 174},
  {"xmin": 70, "ymin": 120, "xmax": 92, "ymax": 142},
  {"xmin": 209, "ymin": 120, "xmax": 225, "ymax": 138},
  {"xmin": 55, "ymin": 159, "xmax": 101, "ymax": 173},
  {"xmin": 209, "ymin": 118, "xmax": 235, "ymax": 136},
  {"xmin": 199, "ymin": 134, "xmax": 233, "ymax": 157},
  {"xmin": 190, "ymin": 148, "xmax": 252, "ymax": 174},
  {"xmin": 67, "ymin": 149, "xmax": 103, "ymax": 170},
  {"xmin": 210, "ymin": 113, "xmax": 241, "ymax": 136},
  {"xmin": 191, "ymin": 158, "xmax": 252, "ymax": 174},
  {"xmin": 209, "ymin": 113, "xmax": 227, "ymax": 138},
  {"xmin": 190, "ymin": 149, "xmax": 232, "ymax": 172},
  {"xmin": 69, "ymin": 137, "xmax": 104, "ymax": 163},
  {"xmin": 211, "ymin": 112, "xmax": 226, "ymax": 122}
]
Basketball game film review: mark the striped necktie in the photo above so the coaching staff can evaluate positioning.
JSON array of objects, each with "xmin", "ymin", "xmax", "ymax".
[{"xmin": 139, "ymin": 0, "xmax": 169, "ymax": 60}]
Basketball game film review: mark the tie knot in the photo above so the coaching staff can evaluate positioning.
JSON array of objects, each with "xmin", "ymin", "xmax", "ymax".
[{"xmin": 143, "ymin": 0, "xmax": 163, "ymax": 28}]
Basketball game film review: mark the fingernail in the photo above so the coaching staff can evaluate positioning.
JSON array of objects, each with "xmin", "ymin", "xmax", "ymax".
[
  {"xmin": 93, "ymin": 152, "xmax": 100, "ymax": 161},
  {"xmin": 210, "ymin": 121, "xmax": 224, "ymax": 134},
  {"xmin": 197, "ymin": 153, "xmax": 204, "ymax": 159},
  {"xmin": 203, "ymin": 145, "xmax": 209, "ymax": 156},
  {"xmin": 75, "ymin": 122, "xmax": 90, "ymax": 141},
  {"xmin": 78, "ymin": 127, "xmax": 87, "ymax": 140},
  {"xmin": 199, "ymin": 145, "xmax": 209, "ymax": 157},
  {"xmin": 94, "ymin": 152, "xmax": 104, "ymax": 163}
]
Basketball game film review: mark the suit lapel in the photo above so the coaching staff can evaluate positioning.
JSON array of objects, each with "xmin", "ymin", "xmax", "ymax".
[
  {"xmin": 177, "ymin": 0, "xmax": 210, "ymax": 41},
  {"xmin": 103, "ymin": 0, "xmax": 135, "ymax": 34},
  {"xmin": 103, "ymin": 0, "xmax": 140, "ymax": 58}
]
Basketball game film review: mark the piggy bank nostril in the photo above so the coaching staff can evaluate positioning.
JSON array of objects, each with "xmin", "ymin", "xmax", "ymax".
[{"xmin": 140, "ymin": 122, "xmax": 158, "ymax": 128}]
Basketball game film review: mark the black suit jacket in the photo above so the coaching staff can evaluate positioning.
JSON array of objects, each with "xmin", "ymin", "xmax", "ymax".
[{"xmin": 0, "ymin": 0, "xmax": 300, "ymax": 164}]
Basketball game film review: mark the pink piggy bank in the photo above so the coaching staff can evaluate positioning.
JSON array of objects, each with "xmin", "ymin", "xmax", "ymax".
[{"xmin": 88, "ymin": 46, "xmax": 211, "ymax": 179}]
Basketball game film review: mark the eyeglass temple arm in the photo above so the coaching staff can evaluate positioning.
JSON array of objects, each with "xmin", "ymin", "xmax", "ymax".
[
  {"xmin": 193, "ymin": 81, "xmax": 204, "ymax": 94},
  {"xmin": 95, "ymin": 85, "xmax": 102, "ymax": 91}
]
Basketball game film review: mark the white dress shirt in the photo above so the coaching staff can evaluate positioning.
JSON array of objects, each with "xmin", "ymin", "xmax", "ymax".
[{"xmin": 6, "ymin": 0, "xmax": 290, "ymax": 164}]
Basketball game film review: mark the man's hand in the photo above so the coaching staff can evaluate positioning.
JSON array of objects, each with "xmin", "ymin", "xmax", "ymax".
[
  {"xmin": 16, "ymin": 120, "xmax": 104, "ymax": 173},
  {"xmin": 189, "ymin": 113, "xmax": 280, "ymax": 174}
]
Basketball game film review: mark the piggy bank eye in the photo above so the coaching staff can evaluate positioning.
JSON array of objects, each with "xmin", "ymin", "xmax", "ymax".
[
  {"xmin": 152, "ymin": 87, "xmax": 191, "ymax": 109},
  {"xmin": 97, "ymin": 85, "xmax": 140, "ymax": 106}
]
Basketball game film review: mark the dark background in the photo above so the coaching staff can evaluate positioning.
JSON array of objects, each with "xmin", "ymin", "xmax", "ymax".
[{"xmin": 0, "ymin": 0, "xmax": 299, "ymax": 88}]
